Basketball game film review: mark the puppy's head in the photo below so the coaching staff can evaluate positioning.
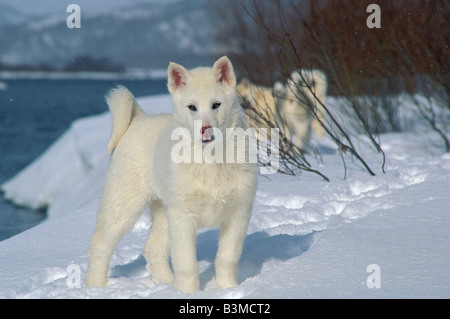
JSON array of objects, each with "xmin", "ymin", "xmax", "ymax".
[{"xmin": 167, "ymin": 56, "xmax": 241, "ymax": 144}]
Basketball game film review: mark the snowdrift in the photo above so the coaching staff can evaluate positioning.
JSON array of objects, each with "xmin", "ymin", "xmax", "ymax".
[{"xmin": 1, "ymin": 94, "xmax": 449, "ymax": 298}]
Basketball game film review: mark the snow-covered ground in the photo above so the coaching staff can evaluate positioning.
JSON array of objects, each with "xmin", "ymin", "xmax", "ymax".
[{"xmin": 1, "ymin": 94, "xmax": 449, "ymax": 298}]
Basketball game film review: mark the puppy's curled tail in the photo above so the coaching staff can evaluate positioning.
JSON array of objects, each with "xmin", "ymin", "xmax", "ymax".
[{"xmin": 105, "ymin": 85, "xmax": 143, "ymax": 154}]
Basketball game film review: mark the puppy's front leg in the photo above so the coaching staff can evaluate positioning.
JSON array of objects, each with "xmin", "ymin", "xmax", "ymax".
[
  {"xmin": 168, "ymin": 206, "xmax": 199, "ymax": 293},
  {"xmin": 215, "ymin": 203, "xmax": 252, "ymax": 289}
]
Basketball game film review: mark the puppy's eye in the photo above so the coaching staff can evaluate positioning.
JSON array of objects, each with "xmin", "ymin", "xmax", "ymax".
[
  {"xmin": 212, "ymin": 102, "xmax": 221, "ymax": 110},
  {"xmin": 187, "ymin": 104, "xmax": 197, "ymax": 111}
]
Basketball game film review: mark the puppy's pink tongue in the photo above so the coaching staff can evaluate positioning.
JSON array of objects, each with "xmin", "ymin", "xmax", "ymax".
[{"xmin": 201, "ymin": 125, "xmax": 214, "ymax": 141}]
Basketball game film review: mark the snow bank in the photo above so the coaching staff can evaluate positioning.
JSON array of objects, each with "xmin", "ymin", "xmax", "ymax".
[
  {"xmin": 1, "ymin": 95, "xmax": 172, "ymax": 217},
  {"xmin": 1, "ymin": 94, "xmax": 449, "ymax": 298}
]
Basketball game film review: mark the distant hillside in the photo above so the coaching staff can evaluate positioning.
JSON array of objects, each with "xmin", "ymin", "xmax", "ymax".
[
  {"xmin": 0, "ymin": 0, "xmax": 218, "ymax": 69},
  {"xmin": 0, "ymin": 3, "xmax": 25, "ymax": 26}
]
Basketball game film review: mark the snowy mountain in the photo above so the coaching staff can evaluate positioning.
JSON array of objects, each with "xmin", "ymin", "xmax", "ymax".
[
  {"xmin": 0, "ymin": 0, "xmax": 217, "ymax": 69},
  {"xmin": 0, "ymin": 3, "xmax": 26, "ymax": 27}
]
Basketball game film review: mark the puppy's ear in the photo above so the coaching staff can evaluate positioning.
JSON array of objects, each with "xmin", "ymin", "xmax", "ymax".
[
  {"xmin": 168, "ymin": 62, "xmax": 189, "ymax": 93},
  {"xmin": 213, "ymin": 56, "xmax": 236, "ymax": 88}
]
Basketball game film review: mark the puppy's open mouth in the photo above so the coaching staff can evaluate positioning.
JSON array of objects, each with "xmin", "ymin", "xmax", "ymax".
[{"xmin": 201, "ymin": 125, "xmax": 215, "ymax": 144}]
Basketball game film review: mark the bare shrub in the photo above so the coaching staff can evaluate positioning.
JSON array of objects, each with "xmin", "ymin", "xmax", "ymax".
[{"xmin": 210, "ymin": 0, "xmax": 449, "ymax": 179}]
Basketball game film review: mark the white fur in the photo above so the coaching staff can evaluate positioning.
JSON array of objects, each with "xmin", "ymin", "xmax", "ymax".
[{"xmin": 87, "ymin": 57, "xmax": 258, "ymax": 293}]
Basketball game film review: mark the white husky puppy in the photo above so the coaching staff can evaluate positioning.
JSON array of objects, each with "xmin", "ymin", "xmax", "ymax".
[{"xmin": 87, "ymin": 56, "xmax": 258, "ymax": 293}]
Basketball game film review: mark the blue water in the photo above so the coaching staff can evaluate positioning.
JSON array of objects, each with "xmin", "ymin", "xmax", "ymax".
[{"xmin": 0, "ymin": 76, "xmax": 168, "ymax": 241}]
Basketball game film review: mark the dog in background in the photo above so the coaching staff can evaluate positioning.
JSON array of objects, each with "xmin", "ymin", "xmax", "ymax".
[{"xmin": 237, "ymin": 69, "xmax": 328, "ymax": 151}]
